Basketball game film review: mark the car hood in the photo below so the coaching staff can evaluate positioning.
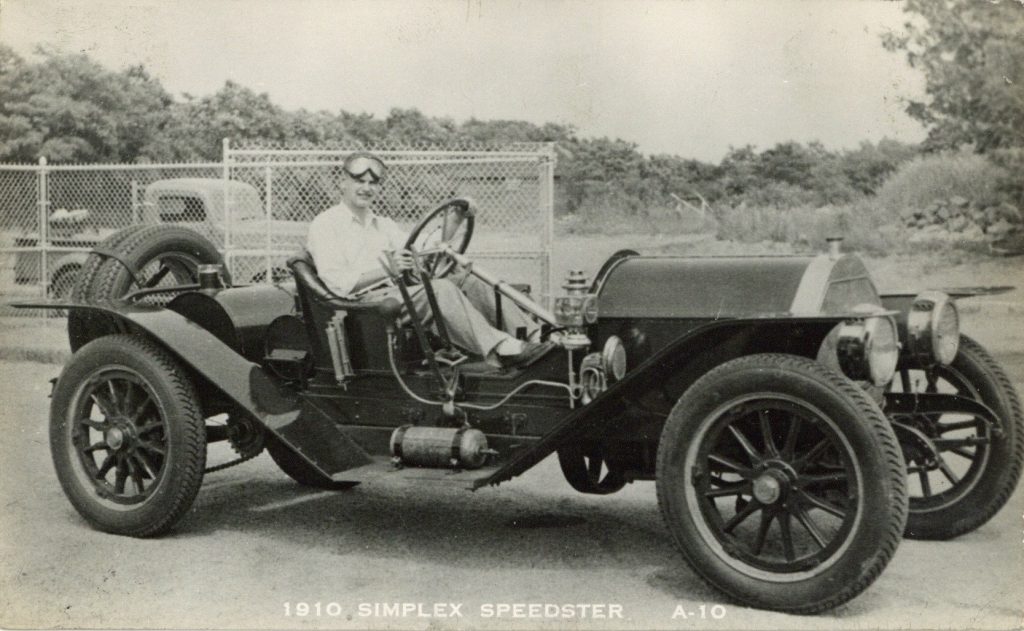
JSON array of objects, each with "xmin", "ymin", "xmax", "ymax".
[{"xmin": 595, "ymin": 254, "xmax": 881, "ymax": 318}]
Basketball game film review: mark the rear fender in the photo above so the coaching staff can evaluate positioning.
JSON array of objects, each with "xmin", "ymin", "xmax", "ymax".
[
  {"xmin": 15, "ymin": 300, "xmax": 368, "ymax": 478},
  {"xmin": 480, "ymin": 316, "xmax": 846, "ymax": 487}
]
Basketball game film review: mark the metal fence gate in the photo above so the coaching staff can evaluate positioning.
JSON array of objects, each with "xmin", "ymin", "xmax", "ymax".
[{"xmin": 0, "ymin": 141, "xmax": 555, "ymax": 318}]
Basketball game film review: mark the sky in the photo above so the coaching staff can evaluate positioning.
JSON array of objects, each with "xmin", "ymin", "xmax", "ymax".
[{"xmin": 0, "ymin": 0, "xmax": 928, "ymax": 161}]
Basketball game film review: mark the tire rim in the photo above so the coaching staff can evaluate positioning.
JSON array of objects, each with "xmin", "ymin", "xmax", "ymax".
[
  {"xmin": 683, "ymin": 393, "xmax": 864, "ymax": 581},
  {"xmin": 891, "ymin": 366, "xmax": 990, "ymax": 512},
  {"xmin": 65, "ymin": 366, "xmax": 169, "ymax": 508}
]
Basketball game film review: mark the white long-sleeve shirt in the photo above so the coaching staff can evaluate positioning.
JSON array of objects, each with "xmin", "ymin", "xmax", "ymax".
[{"xmin": 306, "ymin": 202, "xmax": 407, "ymax": 295}]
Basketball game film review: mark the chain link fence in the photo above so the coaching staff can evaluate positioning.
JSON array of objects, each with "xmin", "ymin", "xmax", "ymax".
[{"xmin": 0, "ymin": 141, "xmax": 555, "ymax": 319}]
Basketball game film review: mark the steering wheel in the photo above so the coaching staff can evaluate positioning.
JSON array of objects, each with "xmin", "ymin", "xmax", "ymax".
[{"xmin": 402, "ymin": 197, "xmax": 475, "ymax": 284}]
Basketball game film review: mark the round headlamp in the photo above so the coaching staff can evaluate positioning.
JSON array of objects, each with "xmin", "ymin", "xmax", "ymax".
[
  {"xmin": 837, "ymin": 313, "xmax": 899, "ymax": 387},
  {"xmin": 907, "ymin": 291, "xmax": 959, "ymax": 365}
]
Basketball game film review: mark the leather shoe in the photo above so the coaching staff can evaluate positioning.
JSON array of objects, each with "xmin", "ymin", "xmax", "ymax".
[{"xmin": 498, "ymin": 340, "xmax": 555, "ymax": 369}]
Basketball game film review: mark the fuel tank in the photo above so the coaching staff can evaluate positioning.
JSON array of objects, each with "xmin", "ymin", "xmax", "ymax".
[
  {"xmin": 594, "ymin": 254, "xmax": 881, "ymax": 319},
  {"xmin": 166, "ymin": 283, "xmax": 298, "ymax": 362}
]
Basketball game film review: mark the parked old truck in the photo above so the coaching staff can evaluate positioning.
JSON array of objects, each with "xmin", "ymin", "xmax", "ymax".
[{"xmin": 8, "ymin": 178, "xmax": 307, "ymax": 298}]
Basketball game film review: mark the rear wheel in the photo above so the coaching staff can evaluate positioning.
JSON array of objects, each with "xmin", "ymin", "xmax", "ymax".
[
  {"xmin": 50, "ymin": 334, "xmax": 206, "ymax": 537},
  {"xmin": 890, "ymin": 335, "xmax": 1024, "ymax": 540},
  {"xmin": 656, "ymin": 354, "xmax": 907, "ymax": 614}
]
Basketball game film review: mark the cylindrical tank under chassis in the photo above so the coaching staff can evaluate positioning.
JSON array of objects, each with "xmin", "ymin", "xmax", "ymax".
[{"xmin": 390, "ymin": 425, "xmax": 492, "ymax": 469}]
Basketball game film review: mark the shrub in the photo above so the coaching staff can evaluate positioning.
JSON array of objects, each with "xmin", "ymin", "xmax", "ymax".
[{"xmin": 875, "ymin": 151, "xmax": 1007, "ymax": 214}]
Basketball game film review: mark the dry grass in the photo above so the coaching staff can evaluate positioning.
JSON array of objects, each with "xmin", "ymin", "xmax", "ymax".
[
  {"xmin": 557, "ymin": 204, "xmax": 715, "ymax": 236},
  {"xmin": 712, "ymin": 200, "xmax": 905, "ymax": 255}
]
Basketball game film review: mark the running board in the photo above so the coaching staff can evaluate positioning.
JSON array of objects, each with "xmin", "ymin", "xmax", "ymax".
[{"xmin": 332, "ymin": 456, "xmax": 501, "ymax": 489}]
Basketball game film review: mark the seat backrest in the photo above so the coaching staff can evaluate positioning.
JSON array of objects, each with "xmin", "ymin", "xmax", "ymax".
[
  {"xmin": 287, "ymin": 252, "xmax": 338, "ymax": 374},
  {"xmin": 287, "ymin": 251, "xmax": 399, "ymax": 374}
]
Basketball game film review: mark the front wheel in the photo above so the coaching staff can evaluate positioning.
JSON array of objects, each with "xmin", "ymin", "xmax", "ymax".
[
  {"xmin": 656, "ymin": 354, "xmax": 907, "ymax": 614},
  {"xmin": 50, "ymin": 334, "xmax": 207, "ymax": 536}
]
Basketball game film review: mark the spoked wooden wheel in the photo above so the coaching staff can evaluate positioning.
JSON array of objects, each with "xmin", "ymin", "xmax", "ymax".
[
  {"xmin": 51, "ymin": 335, "xmax": 206, "ymax": 536},
  {"xmin": 689, "ymin": 397, "xmax": 860, "ymax": 574},
  {"xmin": 69, "ymin": 367, "xmax": 171, "ymax": 504},
  {"xmin": 657, "ymin": 354, "xmax": 906, "ymax": 613}
]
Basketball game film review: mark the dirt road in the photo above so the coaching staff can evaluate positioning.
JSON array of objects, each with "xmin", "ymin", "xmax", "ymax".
[{"xmin": 1, "ymin": 356, "xmax": 1021, "ymax": 630}]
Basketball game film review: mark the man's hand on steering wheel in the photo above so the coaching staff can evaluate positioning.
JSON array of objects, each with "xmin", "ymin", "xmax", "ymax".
[{"xmin": 389, "ymin": 248, "xmax": 415, "ymax": 273}]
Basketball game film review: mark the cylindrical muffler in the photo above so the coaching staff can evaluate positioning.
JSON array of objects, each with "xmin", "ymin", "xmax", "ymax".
[{"xmin": 390, "ymin": 425, "xmax": 492, "ymax": 469}]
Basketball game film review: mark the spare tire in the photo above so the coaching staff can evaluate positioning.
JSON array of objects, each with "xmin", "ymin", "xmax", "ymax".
[
  {"xmin": 69, "ymin": 226, "xmax": 229, "ymax": 351},
  {"xmin": 69, "ymin": 225, "xmax": 151, "ymax": 304}
]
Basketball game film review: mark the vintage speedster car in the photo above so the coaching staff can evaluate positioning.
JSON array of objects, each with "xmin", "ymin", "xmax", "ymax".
[{"xmin": 15, "ymin": 199, "xmax": 1022, "ymax": 614}]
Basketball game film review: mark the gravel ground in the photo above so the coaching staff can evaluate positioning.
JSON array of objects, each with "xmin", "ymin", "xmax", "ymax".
[{"xmin": 0, "ymin": 355, "xmax": 1022, "ymax": 630}]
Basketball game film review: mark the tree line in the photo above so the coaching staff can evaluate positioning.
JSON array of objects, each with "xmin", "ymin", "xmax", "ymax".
[{"xmin": 2, "ymin": 0, "xmax": 1020, "ymax": 215}]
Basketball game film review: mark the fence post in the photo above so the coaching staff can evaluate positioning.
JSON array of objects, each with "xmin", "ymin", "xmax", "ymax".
[
  {"xmin": 37, "ymin": 157, "xmax": 49, "ymax": 318},
  {"xmin": 540, "ymin": 143, "xmax": 556, "ymax": 310},
  {"xmin": 222, "ymin": 137, "xmax": 232, "ymax": 277},
  {"xmin": 265, "ymin": 165, "xmax": 273, "ymax": 282},
  {"xmin": 130, "ymin": 179, "xmax": 139, "ymax": 224}
]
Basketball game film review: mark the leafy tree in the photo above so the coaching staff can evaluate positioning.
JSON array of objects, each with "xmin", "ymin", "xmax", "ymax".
[
  {"xmin": 883, "ymin": 0, "xmax": 1024, "ymax": 151},
  {"xmin": 557, "ymin": 136, "xmax": 646, "ymax": 213},
  {"xmin": 383, "ymin": 108, "xmax": 458, "ymax": 146},
  {"xmin": 153, "ymin": 81, "xmax": 293, "ymax": 160},
  {"xmin": 755, "ymin": 142, "xmax": 816, "ymax": 188},
  {"xmin": 0, "ymin": 46, "xmax": 173, "ymax": 163},
  {"xmin": 837, "ymin": 139, "xmax": 918, "ymax": 195},
  {"xmin": 458, "ymin": 118, "xmax": 572, "ymax": 145}
]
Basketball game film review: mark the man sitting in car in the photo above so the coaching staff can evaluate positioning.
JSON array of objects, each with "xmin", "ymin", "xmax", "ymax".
[{"xmin": 307, "ymin": 151, "xmax": 547, "ymax": 368}]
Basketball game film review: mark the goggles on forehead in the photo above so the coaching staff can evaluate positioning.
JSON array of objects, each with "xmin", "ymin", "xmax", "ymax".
[{"xmin": 343, "ymin": 155, "xmax": 386, "ymax": 183}]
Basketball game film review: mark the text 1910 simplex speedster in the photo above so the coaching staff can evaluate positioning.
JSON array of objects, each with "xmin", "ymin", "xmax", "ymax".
[{"xmin": 14, "ymin": 199, "xmax": 1022, "ymax": 614}]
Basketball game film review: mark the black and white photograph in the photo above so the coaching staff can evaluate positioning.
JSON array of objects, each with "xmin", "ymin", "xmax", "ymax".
[{"xmin": 0, "ymin": 0, "xmax": 1022, "ymax": 629}]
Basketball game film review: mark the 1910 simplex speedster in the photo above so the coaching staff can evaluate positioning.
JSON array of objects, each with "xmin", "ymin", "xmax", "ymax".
[{"xmin": 14, "ymin": 199, "xmax": 1022, "ymax": 614}]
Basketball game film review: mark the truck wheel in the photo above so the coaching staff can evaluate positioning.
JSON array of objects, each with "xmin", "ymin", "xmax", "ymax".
[
  {"xmin": 47, "ymin": 264, "xmax": 80, "ymax": 317},
  {"xmin": 892, "ymin": 335, "xmax": 1024, "ymax": 540},
  {"xmin": 656, "ymin": 354, "xmax": 907, "ymax": 614},
  {"xmin": 265, "ymin": 437, "xmax": 359, "ymax": 490},
  {"xmin": 50, "ymin": 265, "xmax": 79, "ymax": 301},
  {"xmin": 89, "ymin": 225, "xmax": 228, "ymax": 304},
  {"xmin": 557, "ymin": 444, "xmax": 628, "ymax": 494},
  {"xmin": 50, "ymin": 334, "xmax": 206, "ymax": 537}
]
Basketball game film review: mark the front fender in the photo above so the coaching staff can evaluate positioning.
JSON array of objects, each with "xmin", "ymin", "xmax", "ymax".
[{"xmin": 480, "ymin": 315, "xmax": 849, "ymax": 488}]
